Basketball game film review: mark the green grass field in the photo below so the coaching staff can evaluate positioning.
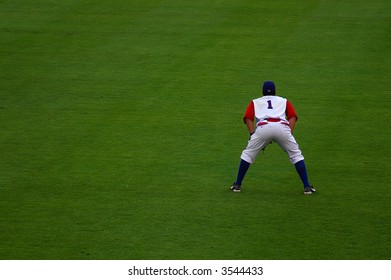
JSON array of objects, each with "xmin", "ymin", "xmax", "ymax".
[{"xmin": 1, "ymin": 0, "xmax": 390, "ymax": 260}]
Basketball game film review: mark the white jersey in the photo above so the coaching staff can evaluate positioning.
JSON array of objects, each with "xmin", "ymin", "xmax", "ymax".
[{"xmin": 253, "ymin": 96, "xmax": 288, "ymax": 124}]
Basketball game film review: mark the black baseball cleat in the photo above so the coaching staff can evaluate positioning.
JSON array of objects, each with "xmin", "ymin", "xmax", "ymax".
[
  {"xmin": 230, "ymin": 183, "xmax": 241, "ymax": 192},
  {"xmin": 304, "ymin": 186, "xmax": 316, "ymax": 195}
]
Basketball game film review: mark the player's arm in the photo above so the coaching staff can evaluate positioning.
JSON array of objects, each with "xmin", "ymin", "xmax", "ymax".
[
  {"xmin": 286, "ymin": 100, "xmax": 298, "ymax": 133},
  {"xmin": 244, "ymin": 117, "xmax": 255, "ymax": 135},
  {"xmin": 243, "ymin": 101, "xmax": 255, "ymax": 135},
  {"xmin": 288, "ymin": 116, "xmax": 297, "ymax": 133}
]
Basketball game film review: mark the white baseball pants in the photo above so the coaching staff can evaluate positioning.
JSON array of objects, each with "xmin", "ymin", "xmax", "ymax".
[{"xmin": 241, "ymin": 122, "xmax": 304, "ymax": 164}]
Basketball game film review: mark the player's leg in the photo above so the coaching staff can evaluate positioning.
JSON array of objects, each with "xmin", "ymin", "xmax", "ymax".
[
  {"xmin": 294, "ymin": 159, "xmax": 310, "ymax": 188},
  {"xmin": 274, "ymin": 125, "xmax": 315, "ymax": 194},
  {"xmin": 231, "ymin": 159, "xmax": 251, "ymax": 191},
  {"xmin": 231, "ymin": 125, "xmax": 272, "ymax": 192},
  {"xmin": 295, "ymin": 160, "xmax": 316, "ymax": 194}
]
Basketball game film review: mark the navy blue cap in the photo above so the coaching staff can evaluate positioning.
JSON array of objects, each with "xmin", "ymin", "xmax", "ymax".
[{"xmin": 263, "ymin": 81, "xmax": 276, "ymax": 95}]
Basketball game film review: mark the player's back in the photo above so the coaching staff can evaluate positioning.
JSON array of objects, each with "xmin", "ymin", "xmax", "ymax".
[{"xmin": 253, "ymin": 96, "xmax": 287, "ymax": 122}]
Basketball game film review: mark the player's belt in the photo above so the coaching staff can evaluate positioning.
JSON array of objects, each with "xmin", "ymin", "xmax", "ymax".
[
  {"xmin": 258, "ymin": 118, "xmax": 289, "ymax": 126},
  {"xmin": 266, "ymin": 118, "xmax": 281, "ymax": 122}
]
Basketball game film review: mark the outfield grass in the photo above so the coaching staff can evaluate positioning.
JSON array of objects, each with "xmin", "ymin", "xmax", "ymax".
[{"xmin": 1, "ymin": 0, "xmax": 390, "ymax": 260}]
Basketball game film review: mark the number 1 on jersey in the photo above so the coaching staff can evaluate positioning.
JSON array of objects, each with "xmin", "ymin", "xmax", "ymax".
[{"xmin": 267, "ymin": 100, "xmax": 273, "ymax": 109}]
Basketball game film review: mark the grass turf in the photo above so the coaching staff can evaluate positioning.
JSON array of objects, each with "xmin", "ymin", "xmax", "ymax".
[{"xmin": 1, "ymin": 0, "xmax": 390, "ymax": 259}]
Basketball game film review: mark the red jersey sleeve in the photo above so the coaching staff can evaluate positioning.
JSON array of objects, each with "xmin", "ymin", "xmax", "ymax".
[
  {"xmin": 286, "ymin": 100, "xmax": 298, "ymax": 120},
  {"xmin": 243, "ymin": 101, "xmax": 255, "ymax": 123}
]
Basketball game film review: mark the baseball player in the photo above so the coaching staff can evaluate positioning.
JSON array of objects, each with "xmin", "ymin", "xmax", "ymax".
[{"xmin": 230, "ymin": 81, "xmax": 316, "ymax": 195}]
